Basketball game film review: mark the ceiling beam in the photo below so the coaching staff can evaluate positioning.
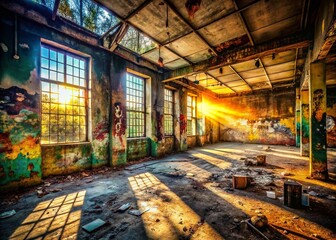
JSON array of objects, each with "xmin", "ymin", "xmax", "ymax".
[
  {"xmin": 52, "ymin": 0, "xmax": 61, "ymax": 21},
  {"xmin": 232, "ymin": 0, "xmax": 254, "ymax": 46},
  {"xmin": 163, "ymin": 0, "xmax": 217, "ymax": 56},
  {"xmin": 109, "ymin": 23, "xmax": 129, "ymax": 51},
  {"xmin": 229, "ymin": 65, "xmax": 253, "ymax": 91},
  {"xmin": 206, "ymin": 72, "xmax": 237, "ymax": 93},
  {"xmin": 172, "ymin": 78, "xmax": 218, "ymax": 98},
  {"xmin": 258, "ymin": 58, "xmax": 273, "ymax": 89},
  {"xmin": 100, "ymin": 21, "xmax": 122, "ymax": 39},
  {"xmin": 163, "ymin": 33, "xmax": 311, "ymax": 82}
]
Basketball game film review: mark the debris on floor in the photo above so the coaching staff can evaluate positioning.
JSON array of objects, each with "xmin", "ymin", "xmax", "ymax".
[
  {"xmin": 256, "ymin": 155, "xmax": 266, "ymax": 165},
  {"xmin": 251, "ymin": 214, "xmax": 268, "ymax": 228},
  {"xmin": 115, "ymin": 202, "xmax": 131, "ymax": 212},
  {"xmin": 264, "ymin": 146, "xmax": 272, "ymax": 152},
  {"xmin": 232, "ymin": 175, "xmax": 250, "ymax": 189},
  {"xmin": 128, "ymin": 208, "xmax": 150, "ymax": 217},
  {"xmin": 82, "ymin": 218, "xmax": 106, "ymax": 233},
  {"xmin": 266, "ymin": 191, "xmax": 276, "ymax": 199},
  {"xmin": 0, "ymin": 210, "xmax": 16, "ymax": 219},
  {"xmin": 0, "ymin": 143, "xmax": 335, "ymax": 240}
]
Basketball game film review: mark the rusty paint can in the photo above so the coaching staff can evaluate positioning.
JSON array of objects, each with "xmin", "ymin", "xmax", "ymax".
[
  {"xmin": 284, "ymin": 180, "xmax": 302, "ymax": 208},
  {"xmin": 232, "ymin": 175, "xmax": 249, "ymax": 189}
]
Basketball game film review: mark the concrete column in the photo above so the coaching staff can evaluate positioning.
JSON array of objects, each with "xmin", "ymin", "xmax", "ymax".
[
  {"xmin": 295, "ymin": 88, "xmax": 301, "ymax": 147},
  {"xmin": 300, "ymin": 90, "xmax": 309, "ymax": 156},
  {"xmin": 179, "ymin": 89, "xmax": 188, "ymax": 151},
  {"xmin": 110, "ymin": 59, "xmax": 127, "ymax": 166},
  {"xmin": 309, "ymin": 62, "xmax": 328, "ymax": 179}
]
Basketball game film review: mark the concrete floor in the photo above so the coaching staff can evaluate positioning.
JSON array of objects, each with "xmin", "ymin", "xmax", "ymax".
[{"xmin": 0, "ymin": 143, "xmax": 336, "ymax": 240}]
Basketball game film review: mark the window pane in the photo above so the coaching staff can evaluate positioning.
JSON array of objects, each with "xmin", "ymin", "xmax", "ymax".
[
  {"xmin": 40, "ymin": 43, "xmax": 88, "ymax": 144},
  {"xmin": 126, "ymin": 73, "xmax": 145, "ymax": 138}
]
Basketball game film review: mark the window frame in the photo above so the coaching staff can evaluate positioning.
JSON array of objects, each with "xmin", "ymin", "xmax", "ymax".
[
  {"xmin": 126, "ymin": 72, "xmax": 146, "ymax": 138},
  {"xmin": 164, "ymin": 88, "xmax": 174, "ymax": 136},
  {"xmin": 40, "ymin": 43, "xmax": 89, "ymax": 145},
  {"xmin": 187, "ymin": 95, "xmax": 197, "ymax": 136}
]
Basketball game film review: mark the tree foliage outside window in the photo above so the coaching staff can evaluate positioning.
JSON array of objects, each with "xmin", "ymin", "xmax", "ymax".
[
  {"xmin": 187, "ymin": 95, "xmax": 196, "ymax": 136},
  {"xmin": 164, "ymin": 89, "xmax": 174, "ymax": 136},
  {"xmin": 31, "ymin": 0, "xmax": 55, "ymax": 9},
  {"xmin": 126, "ymin": 73, "xmax": 146, "ymax": 138},
  {"xmin": 120, "ymin": 26, "xmax": 157, "ymax": 54},
  {"xmin": 57, "ymin": 0, "xmax": 119, "ymax": 35}
]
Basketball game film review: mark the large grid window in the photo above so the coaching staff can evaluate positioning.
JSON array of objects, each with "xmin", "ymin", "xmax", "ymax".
[
  {"xmin": 187, "ymin": 95, "xmax": 196, "ymax": 136},
  {"xmin": 126, "ymin": 73, "xmax": 145, "ymax": 138},
  {"xmin": 164, "ymin": 89, "xmax": 174, "ymax": 136},
  {"xmin": 40, "ymin": 44, "xmax": 88, "ymax": 144}
]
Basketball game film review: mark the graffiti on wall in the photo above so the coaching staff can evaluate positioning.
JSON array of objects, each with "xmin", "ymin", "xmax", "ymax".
[
  {"xmin": 327, "ymin": 88, "xmax": 336, "ymax": 147},
  {"xmin": 113, "ymin": 102, "xmax": 126, "ymax": 149},
  {"xmin": 0, "ymin": 86, "xmax": 41, "ymax": 185},
  {"xmin": 180, "ymin": 114, "xmax": 187, "ymax": 135},
  {"xmin": 221, "ymin": 117, "xmax": 295, "ymax": 145}
]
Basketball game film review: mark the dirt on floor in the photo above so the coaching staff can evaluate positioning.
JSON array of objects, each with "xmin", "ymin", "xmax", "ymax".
[{"xmin": 0, "ymin": 143, "xmax": 335, "ymax": 240}]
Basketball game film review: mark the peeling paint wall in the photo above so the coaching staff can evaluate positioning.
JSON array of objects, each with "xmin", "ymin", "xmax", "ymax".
[
  {"xmin": 127, "ymin": 138, "xmax": 150, "ymax": 161},
  {"xmin": 0, "ymin": 22, "xmax": 42, "ymax": 189},
  {"xmin": 327, "ymin": 87, "xmax": 336, "ymax": 148},
  {"xmin": 0, "ymin": 10, "xmax": 110, "ymax": 188},
  {"xmin": 42, "ymin": 144, "xmax": 91, "ymax": 176},
  {"xmin": 214, "ymin": 90, "xmax": 296, "ymax": 145}
]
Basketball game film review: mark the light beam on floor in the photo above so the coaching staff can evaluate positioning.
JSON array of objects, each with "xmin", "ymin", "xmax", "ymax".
[
  {"xmin": 128, "ymin": 172, "xmax": 223, "ymax": 240},
  {"xmin": 10, "ymin": 190, "xmax": 86, "ymax": 240},
  {"xmin": 191, "ymin": 152, "xmax": 232, "ymax": 169}
]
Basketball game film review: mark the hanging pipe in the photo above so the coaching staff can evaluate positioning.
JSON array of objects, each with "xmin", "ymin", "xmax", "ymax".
[{"xmin": 13, "ymin": 14, "xmax": 20, "ymax": 60}]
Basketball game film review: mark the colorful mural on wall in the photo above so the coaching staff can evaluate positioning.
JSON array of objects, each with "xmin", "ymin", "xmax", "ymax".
[
  {"xmin": 203, "ymin": 90, "xmax": 296, "ymax": 145},
  {"xmin": 327, "ymin": 87, "xmax": 336, "ymax": 147},
  {"xmin": 0, "ymin": 86, "xmax": 41, "ymax": 187},
  {"xmin": 221, "ymin": 118, "xmax": 295, "ymax": 145},
  {"xmin": 310, "ymin": 63, "xmax": 327, "ymax": 180}
]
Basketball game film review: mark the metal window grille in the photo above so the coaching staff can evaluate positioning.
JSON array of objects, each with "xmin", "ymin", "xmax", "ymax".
[
  {"xmin": 40, "ymin": 44, "xmax": 88, "ymax": 144},
  {"xmin": 164, "ymin": 88, "xmax": 174, "ymax": 135},
  {"xmin": 187, "ymin": 95, "xmax": 196, "ymax": 135},
  {"xmin": 126, "ymin": 73, "xmax": 145, "ymax": 138}
]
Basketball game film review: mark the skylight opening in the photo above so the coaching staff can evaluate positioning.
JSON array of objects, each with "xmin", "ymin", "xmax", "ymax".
[
  {"xmin": 120, "ymin": 26, "xmax": 157, "ymax": 54},
  {"xmin": 57, "ymin": 0, "xmax": 120, "ymax": 35},
  {"xmin": 31, "ymin": 0, "xmax": 55, "ymax": 10}
]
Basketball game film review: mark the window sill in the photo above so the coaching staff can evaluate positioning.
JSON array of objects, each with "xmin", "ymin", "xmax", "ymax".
[
  {"xmin": 127, "ymin": 137, "xmax": 147, "ymax": 140},
  {"xmin": 41, "ymin": 141, "xmax": 91, "ymax": 147}
]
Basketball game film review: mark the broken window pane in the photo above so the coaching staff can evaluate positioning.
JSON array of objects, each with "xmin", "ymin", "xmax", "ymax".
[
  {"xmin": 58, "ymin": 0, "xmax": 119, "ymax": 35},
  {"xmin": 120, "ymin": 26, "xmax": 157, "ymax": 54}
]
